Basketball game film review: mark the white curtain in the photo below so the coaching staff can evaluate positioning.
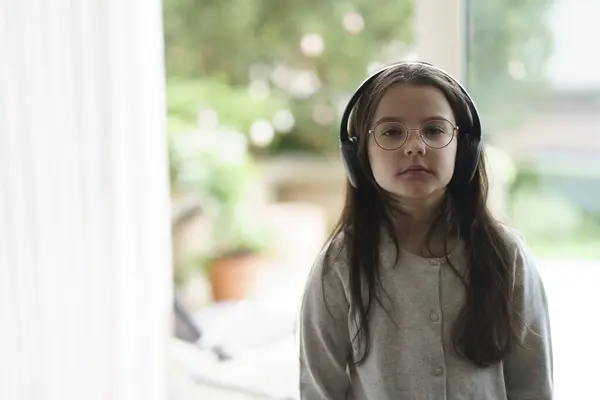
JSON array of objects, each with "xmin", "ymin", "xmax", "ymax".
[{"xmin": 0, "ymin": 1, "xmax": 173, "ymax": 399}]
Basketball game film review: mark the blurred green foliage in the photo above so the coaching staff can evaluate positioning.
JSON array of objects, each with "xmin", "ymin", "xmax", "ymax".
[
  {"xmin": 164, "ymin": 0, "xmax": 600, "ymax": 263},
  {"xmin": 170, "ymin": 128, "xmax": 272, "ymax": 260},
  {"xmin": 166, "ymin": 78, "xmax": 284, "ymax": 137},
  {"xmin": 163, "ymin": 0, "xmax": 553, "ymax": 154},
  {"xmin": 508, "ymin": 162, "xmax": 600, "ymax": 259},
  {"xmin": 466, "ymin": 0, "xmax": 554, "ymax": 132}
]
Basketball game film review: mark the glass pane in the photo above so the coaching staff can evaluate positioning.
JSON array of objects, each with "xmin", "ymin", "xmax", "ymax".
[{"xmin": 467, "ymin": 0, "xmax": 600, "ymax": 397}]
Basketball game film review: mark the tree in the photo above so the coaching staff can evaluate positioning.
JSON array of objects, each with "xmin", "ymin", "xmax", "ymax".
[
  {"xmin": 467, "ymin": 0, "xmax": 554, "ymax": 136},
  {"xmin": 163, "ymin": 0, "xmax": 553, "ymax": 154}
]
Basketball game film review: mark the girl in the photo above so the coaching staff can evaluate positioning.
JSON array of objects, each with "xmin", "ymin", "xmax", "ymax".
[{"xmin": 299, "ymin": 62, "xmax": 553, "ymax": 400}]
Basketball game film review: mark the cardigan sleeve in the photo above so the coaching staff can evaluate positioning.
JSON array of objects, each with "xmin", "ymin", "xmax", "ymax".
[
  {"xmin": 503, "ymin": 230, "xmax": 554, "ymax": 400},
  {"xmin": 299, "ymin": 241, "xmax": 353, "ymax": 400}
]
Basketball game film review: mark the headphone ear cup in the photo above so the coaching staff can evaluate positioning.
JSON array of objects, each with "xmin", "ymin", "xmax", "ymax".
[
  {"xmin": 340, "ymin": 137, "xmax": 361, "ymax": 188},
  {"xmin": 456, "ymin": 135, "xmax": 482, "ymax": 183}
]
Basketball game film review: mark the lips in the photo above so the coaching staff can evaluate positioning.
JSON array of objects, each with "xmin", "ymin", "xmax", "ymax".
[{"xmin": 400, "ymin": 166, "xmax": 431, "ymax": 174}]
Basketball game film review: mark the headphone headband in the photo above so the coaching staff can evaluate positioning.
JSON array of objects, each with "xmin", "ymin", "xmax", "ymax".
[{"xmin": 339, "ymin": 61, "xmax": 481, "ymax": 144}]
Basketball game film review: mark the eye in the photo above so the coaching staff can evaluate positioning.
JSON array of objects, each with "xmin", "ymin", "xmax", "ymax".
[
  {"xmin": 381, "ymin": 128, "xmax": 404, "ymax": 137},
  {"xmin": 422, "ymin": 126, "xmax": 444, "ymax": 135},
  {"xmin": 421, "ymin": 120, "xmax": 453, "ymax": 136},
  {"xmin": 375, "ymin": 122, "xmax": 407, "ymax": 137}
]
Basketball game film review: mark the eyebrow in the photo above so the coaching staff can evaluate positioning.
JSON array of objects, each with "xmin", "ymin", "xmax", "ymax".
[{"xmin": 374, "ymin": 116, "xmax": 450, "ymax": 124}]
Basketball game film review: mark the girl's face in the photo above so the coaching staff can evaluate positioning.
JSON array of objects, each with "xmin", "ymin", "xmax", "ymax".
[{"xmin": 368, "ymin": 84, "xmax": 458, "ymax": 202}]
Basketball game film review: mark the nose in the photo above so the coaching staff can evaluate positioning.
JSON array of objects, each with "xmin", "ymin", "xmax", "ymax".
[{"xmin": 403, "ymin": 129, "xmax": 426, "ymax": 156}]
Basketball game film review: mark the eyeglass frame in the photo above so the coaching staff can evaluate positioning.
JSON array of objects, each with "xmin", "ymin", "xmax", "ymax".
[{"xmin": 367, "ymin": 117, "xmax": 459, "ymax": 151}]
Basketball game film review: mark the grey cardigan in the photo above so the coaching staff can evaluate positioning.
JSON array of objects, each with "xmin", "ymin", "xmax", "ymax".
[{"xmin": 299, "ymin": 227, "xmax": 553, "ymax": 400}]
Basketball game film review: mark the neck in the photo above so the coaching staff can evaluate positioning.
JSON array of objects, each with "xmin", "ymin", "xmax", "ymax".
[
  {"xmin": 390, "ymin": 192, "xmax": 451, "ymax": 257},
  {"xmin": 392, "ymin": 194, "xmax": 441, "ymax": 231}
]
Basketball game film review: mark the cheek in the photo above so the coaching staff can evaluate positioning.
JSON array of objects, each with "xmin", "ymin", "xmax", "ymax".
[
  {"xmin": 368, "ymin": 139, "xmax": 397, "ymax": 181},
  {"xmin": 437, "ymin": 145, "xmax": 458, "ymax": 178},
  {"xmin": 367, "ymin": 139, "xmax": 383, "ymax": 178}
]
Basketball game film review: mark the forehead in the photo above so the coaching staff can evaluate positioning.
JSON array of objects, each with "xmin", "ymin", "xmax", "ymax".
[{"xmin": 373, "ymin": 84, "xmax": 455, "ymax": 123}]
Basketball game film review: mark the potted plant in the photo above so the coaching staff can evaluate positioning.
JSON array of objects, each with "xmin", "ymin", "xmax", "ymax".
[
  {"xmin": 171, "ymin": 124, "xmax": 273, "ymax": 301},
  {"xmin": 206, "ymin": 200, "xmax": 272, "ymax": 301}
]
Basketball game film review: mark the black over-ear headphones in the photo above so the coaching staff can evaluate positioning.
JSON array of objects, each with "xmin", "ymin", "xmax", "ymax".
[{"xmin": 339, "ymin": 61, "xmax": 482, "ymax": 188}]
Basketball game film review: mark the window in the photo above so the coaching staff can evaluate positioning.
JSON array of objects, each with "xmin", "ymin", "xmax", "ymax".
[{"xmin": 467, "ymin": 0, "xmax": 600, "ymax": 397}]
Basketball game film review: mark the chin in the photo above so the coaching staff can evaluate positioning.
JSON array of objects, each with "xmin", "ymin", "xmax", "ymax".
[
  {"xmin": 396, "ymin": 188, "xmax": 435, "ymax": 200},
  {"xmin": 387, "ymin": 182, "xmax": 442, "ymax": 201}
]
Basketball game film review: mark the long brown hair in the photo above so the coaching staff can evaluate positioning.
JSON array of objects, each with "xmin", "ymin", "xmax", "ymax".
[{"xmin": 322, "ymin": 63, "xmax": 521, "ymax": 368}]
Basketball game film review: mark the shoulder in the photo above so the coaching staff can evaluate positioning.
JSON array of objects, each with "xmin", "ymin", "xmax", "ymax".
[
  {"xmin": 496, "ymin": 222, "xmax": 527, "ymax": 251},
  {"xmin": 496, "ymin": 222, "xmax": 535, "ymax": 269},
  {"xmin": 496, "ymin": 223, "xmax": 548, "ymax": 307},
  {"xmin": 310, "ymin": 231, "xmax": 350, "ymax": 279},
  {"xmin": 302, "ymin": 231, "xmax": 351, "ymax": 308}
]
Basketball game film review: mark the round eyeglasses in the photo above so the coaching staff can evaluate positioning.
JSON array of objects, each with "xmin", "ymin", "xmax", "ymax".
[{"xmin": 368, "ymin": 118, "xmax": 458, "ymax": 150}]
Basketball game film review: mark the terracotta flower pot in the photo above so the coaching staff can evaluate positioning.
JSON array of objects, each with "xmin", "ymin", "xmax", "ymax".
[{"xmin": 208, "ymin": 253, "xmax": 264, "ymax": 301}]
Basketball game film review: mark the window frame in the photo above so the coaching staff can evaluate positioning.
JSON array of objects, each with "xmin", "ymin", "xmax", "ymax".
[{"xmin": 414, "ymin": 0, "xmax": 467, "ymax": 82}]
